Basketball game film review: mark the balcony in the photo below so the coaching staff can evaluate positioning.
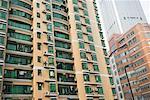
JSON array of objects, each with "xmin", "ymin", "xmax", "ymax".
[
  {"xmin": 57, "ymin": 73, "xmax": 76, "ymax": 84},
  {"xmin": 58, "ymin": 85, "xmax": 78, "ymax": 95},
  {"xmin": 57, "ymin": 62, "xmax": 74, "ymax": 71}
]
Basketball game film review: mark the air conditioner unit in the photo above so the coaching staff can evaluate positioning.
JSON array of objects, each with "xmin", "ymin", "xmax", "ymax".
[{"xmin": 30, "ymin": 87, "xmax": 33, "ymax": 91}]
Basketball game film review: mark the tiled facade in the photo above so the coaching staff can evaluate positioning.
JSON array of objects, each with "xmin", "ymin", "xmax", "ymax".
[
  {"xmin": 109, "ymin": 23, "xmax": 150, "ymax": 100},
  {"xmin": 0, "ymin": 0, "xmax": 114, "ymax": 100}
]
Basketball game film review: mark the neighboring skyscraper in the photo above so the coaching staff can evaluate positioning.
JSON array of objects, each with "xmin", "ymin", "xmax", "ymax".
[
  {"xmin": 109, "ymin": 23, "xmax": 150, "ymax": 100},
  {"xmin": 98, "ymin": 0, "xmax": 147, "ymax": 39},
  {"xmin": 0, "ymin": 0, "xmax": 114, "ymax": 100}
]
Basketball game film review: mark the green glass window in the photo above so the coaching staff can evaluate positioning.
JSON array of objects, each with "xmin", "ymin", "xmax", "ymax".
[
  {"xmin": 79, "ymin": 42, "xmax": 84, "ymax": 49},
  {"xmin": 0, "ymin": 11, "xmax": 7, "ymax": 20},
  {"xmin": 84, "ymin": 10, "xmax": 88, "ymax": 16},
  {"xmin": 50, "ymin": 84, "xmax": 56, "ymax": 92},
  {"xmin": 8, "ymin": 30, "xmax": 32, "ymax": 41},
  {"xmin": 48, "ymin": 46, "xmax": 53, "ymax": 53},
  {"xmin": 88, "ymin": 35, "xmax": 93, "ymax": 42},
  {"xmin": 37, "ymin": 32, "xmax": 41, "ymax": 39},
  {"xmin": 83, "ymin": 74, "xmax": 90, "ymax": 81},
  {"xmin": 105, "ymin": 57, "xmax": 110, "ymax": 65},
  {"xmin": 0, "ymin": 50, "xmax": 3, "ymax": 59},
  {"xmin": 11, "ymin": 9, "xmax": 31, "ymax": 20},
  {"xmin": 109, "ymin": 77, "xmax": 114, "ymax": 85},
  {"xmin": 92, "ymin": 53, "xmax": 97, "ymax": 61},
  {"xmin": 107, "ymin": 67, "xmax": 112, "ymax": 75},
  {"xmin": 85, "ymin": 18, "xmax": 90, "ymax": 24},
  {"xmin": 48, "ymin": 57, "xmax": 54, "ymax": 65},
  {"xmin": 46, "ymin": 4, "xmax": 51, "ymax": 11},
  {"xmin": 46, "ymin": 14, "xmax": 51, "ymax": 20},
  {"xmin": 95, "ymin": 75, "xmax": 101, "ymax": 83},
  {"xmin": 37, "ymin": 23, "xmax": 40, "ymax": 28},
  {"xmin": 38, "ymin": 83, "xmax": 42, "ymax": 90},
  {"xmin": 75, "ymin": 14, "xmax": 80, "ymax": 21},
  {"xmin": 103, "ymin": 49, "xmax": 108, "ymax": 56},
  {"xmin": 80, "ymin": 51, "xmax": 86, "ymax": 59},
  {"xmin": 53, "ymin": 13, "xmax": 67, "ymax": 21},
  {"xmin": 12, "ymin": 0, "xmax": 31, "ymax": 10},
  {"xmin": 82, "ymin": 2, "xmax": 87, "ymax": 8},
  {"xmin": 55, "ymin": 41, "xmax": 71, "ymax": 49},
  {"xmin": 36, "ymin": 3, "xmax": 40, "ymax": 8},
  {"xmin": 0, "ymin": 66, "xmax": 2, "ymax": 77},
  {"xmin": 37, "ymin": 43, "xmax": 41, "ymax": 50},
  {"xmin": 77, "ymin": 31, "xmax": 83, "ymax": 39},
  {"xmin": 73, "ymin": 0, "xmax": 78, "ymax": 4},
  {"xmin": 89, "ymin": 44, "xmax": 95, "ymax": 51},
  {"xmin": 82, "ymin": 62, "xmax": 88, "ymax": 70},
  {"xmin": 54, "ymin": 22, "xmax": 68, "ymax": 30},
  {"xmin": 0, "ymin": 36, "xmax": 4, "ymax": 45},
  {"xmin": 49, "ymin": 70, "xmax": 55, "ymax": 78},
  {"xmin": 101, "ymin": 40, "xmax": 106, "ymax": 47},
  {"xmin": 85, "ymin": 86, "xmax": 92, "ymax": 94},
  {"xmin": 0, "ymin": 23, "xmax": 6, "ymax": 32},
  {"xmin": 0, "ymin": 0, "xmax": 8, "ymax": 8},
  {"xmin": 37, "ymin": 12, "xmax": 40, "ymax": 18},
  {"xmin": 54, "ymin": 31, "xmax": 69, "ymax": 40},
  {"xmin": 37, "ymin": 56, "xmax": 41, "ymax": 62},
  {"xmin": 93, "ymin": 64, "xmax": 99, "ymax": 71},
  {"xmin": 47, "ymin": 23, "xmax": 52, "ymax": 32},
  {"xmin": 86, "ymin": 26, "xmax": 92, "ymax": 33},
  {"xmin": 97, "ymin": 87, "xmax": 104, "ymax": 94},
  {"xmin": 74, "ymin": 6, "xmax": 79, "ymax": 13},
  {"xmin": 76, "ymin": 23, "xmax": 82, "ymax": 30},
  {"xmin": 112, "ymin": 88, "xmax": 116, "ymax": 95}
]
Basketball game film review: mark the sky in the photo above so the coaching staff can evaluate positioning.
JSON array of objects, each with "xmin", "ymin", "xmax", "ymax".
[{"xmin": 140, "ymin": 0, "xmax": 150, "ymax": 23}]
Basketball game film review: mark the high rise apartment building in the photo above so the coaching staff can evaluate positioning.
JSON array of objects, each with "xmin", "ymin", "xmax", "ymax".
[
  {"xmin": 98, "ymin": 0, "xmax": 147, "ymax": 39},
  {"xmin": 109, "ymin": 23, "xmax": 150, "ymax": 100},
  {"xmin": 0, "ymin": 0, "xmax": 114, "ymax": 100}
]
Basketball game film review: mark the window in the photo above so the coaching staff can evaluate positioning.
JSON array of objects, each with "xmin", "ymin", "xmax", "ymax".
[
  {"xmin": 73, "ymin": 0, "xmax": 78, "ymax": 4},
  {"xmin": 54, "ymin": 31, "xmax": 69, "ymax": 40},
  {"xmin": 74, "ymin": 6, "xmax": 79, "ymax": 13},
  {"xmin": 46, "ymin": 4, "xmax": 51, "ymax": 11},
  {"xmin": 82, "ymin": 62, "xmax": 88, "ymax": 70},
  {"xmin": 47, "ymin": 23, "xmax": 52, "ymax": 32},
  {"xmin": 0, "ymin": 50, "xmax": 3, "ymax": 59},
  {"xmin": 0, "ymin": 36, "xmax": 4, "ymax": 45},
  {"xmin": 37, "ymin": 43, "xmax": 41, "ymax": 50},
  {"xmin": 37, "ymin": 56, "xmax": 41, "ymax": 63},
  {"xmin": 89, "ymin": 44, "xmax": 95, "ymax": 51},
  {"xmin": 109, "ymin": 77, "xmax": 114, "ymax": 85},
  {"xmin": 83, "ymin": 74, "xmax": 90, "ymax": 81},
  {"xmin": 112, "ymin": 88, "xmax": 116, "ymax": 95},
  {"xmin": 80, "ymin": 51, "xmax": 86, "ymax": 59},
  {"xmin": 38, "ymin": 69, "xmax": 42, "ymax": 75},
  {"xmin": 85, "ymin": 18, "xmax": 90, "ymax": 24},
  {"xmin": 46, "ymin": 14, "xmax": 51, "ymax": 20},
  {"xmin": 77, "ymin": 31, "xmax": 83, "ymax": 39},
  {"xmin": 0, "ymin": 11, "xmax": 7, "ymax": 20},
  {"xmin": 84, "ymin": 10, "xmax": 88, "ymax": 16},
  {"xmin": 48, "ymin": 46, "xmax": 53, "ymax": 53},
  {"xmin": 48, "ymin": 57, "xmax": 54, "ymax": 65},
  {"xmin": 37, "ymin": 23, "xmax": 40, "ymax": 28},
  {"xmin": 85, "ymin": 86, "xmax": 92, "ymax": 94},
  {"xmin": 0, "ymin": 23, "xmax": 6, "ymax": 32},
  {"xmin": 93, "ymin": 64, "xmax": 99, "ymax": 71},
  {"xmin": 76, "ymin": 23, "xmax": 81, "ymax": 30},
  {"xmin": 50, "ymin": 83, "xmax": 56, "ymax": 92},
  {"xmin": 0, "ymin": 0, "xmax": 8, "ymax": 8},
  {"xmin": 86, "ymin": 26, "xmax": 92, "ymax": 33},
  {"xmin": 95, "ymin": 75, "xmax": 101, "ymax": 83},
  {"xmin": 92, "ymin": 53, "xmax": 97, "ymax": 61},
  {"xmin": 37, "ymin": 12, "xmax": 40, "ymax": 18},
  {"xmin": 38, "ymin": 83, "xmax": 42, "ymax": 90},
  {"xmin": 49, "ymin": 70, "xmax": 55, "ymax": 78},
  {"xmin": 98, "ymin": 87, "xmax": 104, "ymax": 94},
  {"xmin": 0, "ymin": 66, "xmax": 2, "ymax": 76},
  {"xmin": 82, "ymin": 2, "xmax": 87, "ymax": 8},
  {"xmin": 36, "ymin": 3, "xmax": 40, "ymax": 8},
  {"xmin": 88, "ymin": 35, "xmax": 93, "ymax": 42},
  {"xmin": 79, "ymin": 42, "xmax": 84, "ymax": 49},
  {"xmin": 75, "ymin": 14, "xmax": 80, "ymax": 21},
  {"xmin": 37, "ymin": 32, "xmax": 41, "ymax": 39}
]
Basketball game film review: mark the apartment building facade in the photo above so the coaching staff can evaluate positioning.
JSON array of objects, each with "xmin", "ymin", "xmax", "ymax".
[
  {"xmin": 109, "ymin": 23, "xmax": 150, "ymax": 100},
  {"xmin": 0, "ymin": 0, "xmax": 114, "ymax": 100}
]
